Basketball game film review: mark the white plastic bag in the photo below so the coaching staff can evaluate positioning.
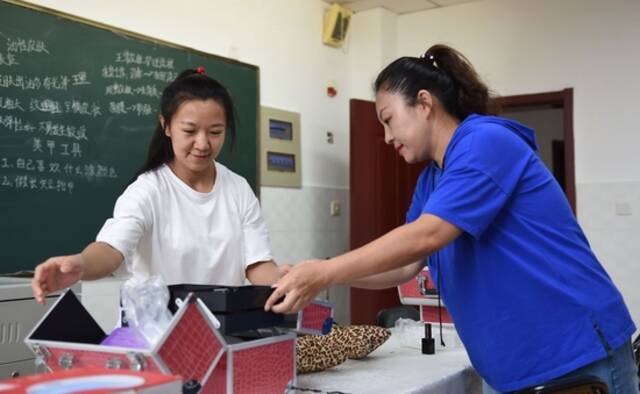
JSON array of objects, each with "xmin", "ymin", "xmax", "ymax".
[{"xmin": 120, "ymin": 275, "xmax": 172, "ymax": 347}]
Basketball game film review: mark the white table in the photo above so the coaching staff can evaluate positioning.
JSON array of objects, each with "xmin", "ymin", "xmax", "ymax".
[{"xmin": 294, "ymin": 328, "xmax": 482, "ymax": 394}]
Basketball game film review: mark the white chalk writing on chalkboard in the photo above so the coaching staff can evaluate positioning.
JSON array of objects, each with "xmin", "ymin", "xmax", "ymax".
[
  {"xmin": 0, "ymin": 52, "xmax": 19, "ymax": 66},
  {"xmin": 0, "ymin": 74, "xmax": 71, "ymax": 90},
  {"xmin": 115, "ymin": 51, "xmax": 174, "ymax": 69},
  {"xmin": 6, "ymin": 37, "xmax": 49, "ymax": 54},
  {"xmin": 1, "ymin": 34, "xmax": 172, "ymax": 196},
  {"xmin": 71, "ymin": 72, "xmax": 90, "ymax": 86},
  {"xmin": 0, "ymin": 116, "xmax": 88, "ymax": 141},
  {"xmin": 0, "ymin": 97, "xmax": 24, "ymax": 111},
  {"xmin": 1, "ymin": 175, "xmax": 74, "ymax": 193},
  {"xmin": 40, "ymin": 121, "xmax": 88, "ymax": 140},
  {"xmin": 1, "ymin": 156, "xmax": 118, "ymax": 178},
  {"xmin": 33, "ymin": 139, "xmax": 83, "ymax": 158},
  {"xmin": 108, "ymin": 101, "xmax": 154, "ymax": 116},
  {"xmin": 101, "ymin": 65, "xmax": 176, "ymax": 82},
  {"xmin": 26, "ymin": 98, "xmax": 102, "ymax": 117},
  {"xmin": 105, "ymin": 83, "xmax": 160, "ymax": 97},
  {"xmin": 33, "ymin": 139, "xmax": 80, "ymax": 157}
]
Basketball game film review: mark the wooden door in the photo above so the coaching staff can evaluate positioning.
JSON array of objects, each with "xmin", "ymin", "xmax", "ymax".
[
  {"xmin": 491, "ymin": 89, "xmax": 575, "ymax": 212},
  {"xmin": 349, "ymin": 99, "xmax": 425, "ymax": 324}
]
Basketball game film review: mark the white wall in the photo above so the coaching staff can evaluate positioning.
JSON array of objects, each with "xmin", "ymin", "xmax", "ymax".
[
  {"xmin": 392, "ymin": 0, "xmax": 640, "ymax": 328},
  {"xmin": 348, "ymin": 7, "xmax": 397, "ymax": 100},
  {"xmin": 396, "ymin": 0, "xmax": 640, "ymax": 183}
]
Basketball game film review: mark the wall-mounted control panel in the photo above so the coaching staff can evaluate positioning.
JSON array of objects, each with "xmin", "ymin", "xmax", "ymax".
[{"xmin": 260, "ymin": 107, "xmax": 301, "ymax": 188}]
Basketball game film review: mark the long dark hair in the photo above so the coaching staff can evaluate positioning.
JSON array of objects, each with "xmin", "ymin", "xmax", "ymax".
[
  {"xmin": 132, "ymin": 69, "xmax": 237, "ymax": 180},
  {"xmin": 374, "ymin": 44, "xmax": 489, "ymax": 120}
]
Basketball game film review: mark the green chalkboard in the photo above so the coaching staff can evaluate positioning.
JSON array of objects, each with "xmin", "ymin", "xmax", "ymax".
[{"xmin": 0, "ymin": 1, "xmax": 259, "ymax": 273}]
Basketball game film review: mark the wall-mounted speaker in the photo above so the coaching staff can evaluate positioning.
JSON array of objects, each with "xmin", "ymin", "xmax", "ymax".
[{"xmin": 322, "ymin": 3, "xmax": 352, "ymax": 48}]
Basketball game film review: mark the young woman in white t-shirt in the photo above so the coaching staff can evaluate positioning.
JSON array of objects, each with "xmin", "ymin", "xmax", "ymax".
[{"xmin": 32, "ymin": 68, "xmax": 286, "ymax": 303}]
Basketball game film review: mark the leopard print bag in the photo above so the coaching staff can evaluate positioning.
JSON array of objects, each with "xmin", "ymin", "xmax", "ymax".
[{"xmin": 296, "ymin": 324, "xmax": 391, "ymax": 374}]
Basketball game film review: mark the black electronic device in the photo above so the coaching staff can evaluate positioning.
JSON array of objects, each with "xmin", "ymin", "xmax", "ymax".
[{"xmin": 167, "ymin": 284, "xmax": 284, "ymax": 335}]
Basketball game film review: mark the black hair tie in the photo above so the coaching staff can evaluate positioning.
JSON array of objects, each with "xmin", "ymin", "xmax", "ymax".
[{"xmin": 420, "ymin": 52, "xmax": 437, "ymax": 68}]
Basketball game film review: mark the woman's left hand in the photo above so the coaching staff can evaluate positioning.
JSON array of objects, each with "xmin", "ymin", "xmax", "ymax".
[{"xmin": 264, "ymin": 259, "xmax": 331, "ymax": 314}]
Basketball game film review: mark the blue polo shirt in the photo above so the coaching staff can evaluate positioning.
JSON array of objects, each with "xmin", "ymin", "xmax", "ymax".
[{"xmin": 406, "ymin": 114, "xmax": 635, "ymax": 392}]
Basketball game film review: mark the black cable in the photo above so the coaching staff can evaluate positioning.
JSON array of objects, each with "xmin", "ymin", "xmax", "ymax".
[
  {"xmin": 286, "ymin": 385, "xmax": 350, "ymax": 394},
  {"xmin": 286, "ymin": 387, "xmax": 322, "ymax": 393}
]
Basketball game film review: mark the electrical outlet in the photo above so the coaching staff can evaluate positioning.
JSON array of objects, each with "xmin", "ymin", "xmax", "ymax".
[
  {"xmin": 326, "ymin": 131, "xmax": 334, "ymax": 144},
  {"xmin": 330, "ymin": 200, "xmax": 341, "ymax": 216}
]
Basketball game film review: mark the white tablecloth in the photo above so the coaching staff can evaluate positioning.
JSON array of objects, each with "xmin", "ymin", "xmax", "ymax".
[{"xmin": 294, "ymin": 328, "xmax": 482, "ymax": 394}]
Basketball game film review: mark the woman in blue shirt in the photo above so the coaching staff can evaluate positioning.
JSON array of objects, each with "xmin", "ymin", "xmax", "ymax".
[{"xmin": 265, "ymin": 44, "xmax": 638, "ymax": 393}]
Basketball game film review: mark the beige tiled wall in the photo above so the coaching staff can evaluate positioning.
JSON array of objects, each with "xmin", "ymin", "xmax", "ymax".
[{"xmin": 260, "ymin": 186, "xmax": 351, "ymax": 324}]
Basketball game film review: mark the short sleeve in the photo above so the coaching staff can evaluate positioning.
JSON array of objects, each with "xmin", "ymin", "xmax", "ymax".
[
  {"xmin": 239, "ymin": 180, "xmax": 273, "ymax": 267},
  {"xmin": 423, "ymin": 166, "xmax": 509, "ymax": 239},
  {"xmin": 96, "ymin": 180, "xmax": 152, "ymax": 274},
  {"xmin": 405, "ymin": 167, "xmax": 432, "ymax": 224},
  {"xmin": 422, "ymin": 128, "xmax": 534, "ymax": 239}
]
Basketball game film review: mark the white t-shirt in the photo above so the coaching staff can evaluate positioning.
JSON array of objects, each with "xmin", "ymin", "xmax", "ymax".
[{"xmin": 96, "ymin": 162, "xmax": 272, "ymax": 285}]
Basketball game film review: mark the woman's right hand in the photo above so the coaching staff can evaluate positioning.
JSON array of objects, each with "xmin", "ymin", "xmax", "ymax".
[{"xmin": 32, "ymin": 254, "xmax": 85, "ymax": 304}]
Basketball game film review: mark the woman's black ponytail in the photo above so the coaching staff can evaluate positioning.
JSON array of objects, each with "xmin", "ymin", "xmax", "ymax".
[{"xmin": 374, "ymin": 44, "xmax": 490, "ymax": 120}]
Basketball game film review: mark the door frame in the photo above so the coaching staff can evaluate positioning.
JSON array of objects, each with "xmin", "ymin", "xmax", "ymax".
[{"xmin": 492, "ymin": 88, "xmax": 575, "ymax": 213}]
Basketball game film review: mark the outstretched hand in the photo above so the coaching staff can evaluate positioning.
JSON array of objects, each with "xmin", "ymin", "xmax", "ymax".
[
  {"xmin": 32, "ymin": 254, "xmax": 85, "ymax": 304},
  {"xmin": 264, "ymin": 259, "xmax": 332, "ymax": 314}
]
